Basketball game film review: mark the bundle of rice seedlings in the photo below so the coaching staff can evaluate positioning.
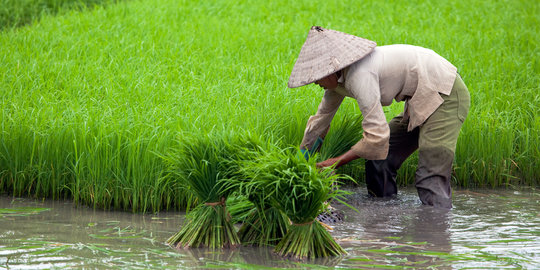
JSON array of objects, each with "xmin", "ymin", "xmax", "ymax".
[
  {"xmin": 224, "ymin": 139, "xmax": 290, "ymax": 246},
  {"xmin": 226, "ymin": 195, "xmax": 255, "ymax": 224},
  {"xmin": 164, "ymin": 134, "xmax": 242, "ymax": 249},
  {"xmin": 235, "ymin": 191, "xmax": 289, "ymax": 246},
  {"xmin": 245, "ymin": 147, "xmax": 351, "ymax": 259},
  {"xmin": 236, "ymin": 205, "xmax": 289, "ymax": 246}
]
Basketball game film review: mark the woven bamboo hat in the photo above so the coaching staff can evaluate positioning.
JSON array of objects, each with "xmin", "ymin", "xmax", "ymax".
[{"xmin": 288, "ymin": 26, "xmax": 376, "ymax": 88}]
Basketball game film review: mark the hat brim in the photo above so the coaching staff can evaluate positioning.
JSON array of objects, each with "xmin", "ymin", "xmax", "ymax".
[{"xmin": 288, "ymin": 26, "xmax": 376, "ymax": 88}]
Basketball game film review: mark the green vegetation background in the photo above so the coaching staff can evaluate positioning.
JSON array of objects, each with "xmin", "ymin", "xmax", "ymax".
[{"xmin": 0, "ymin": 0, "xmax": 538, "ymax": 212}]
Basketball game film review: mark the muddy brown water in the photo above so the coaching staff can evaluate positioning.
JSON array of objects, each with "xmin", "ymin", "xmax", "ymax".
[{"xmin": 1, "ymin": 187, "xmax": 539, "ymax": 269}]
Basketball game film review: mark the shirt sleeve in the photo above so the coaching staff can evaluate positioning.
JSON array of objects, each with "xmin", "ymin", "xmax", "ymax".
[
  {"xmin": 300, "ymin": 89, "xmax": 345, "ymax": 150},
  {"xmin": 346, "ymin": 70, "xmax": 390, "ymax": 160}
]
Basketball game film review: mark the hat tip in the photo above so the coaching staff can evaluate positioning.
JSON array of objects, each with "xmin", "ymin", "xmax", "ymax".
[
  {"xmin": 287, "ymin": 79, "xmax": 305, "ymax": 88},
  {"xmin": 287, "ymin": 81, "xmax": 297, "ymax": 88}
]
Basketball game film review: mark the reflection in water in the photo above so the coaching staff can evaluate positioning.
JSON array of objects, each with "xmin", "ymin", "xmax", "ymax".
[
  {"xmin": 334, "ymin": 188, "xmax": 454, "ymax": 268},
  {"xmin": 401, "ymin": 207, "xmax": 452, "ymax": 251},
  {"xmin": 1, "ymin": 186, "xmax": 539, "ymax": 269}
]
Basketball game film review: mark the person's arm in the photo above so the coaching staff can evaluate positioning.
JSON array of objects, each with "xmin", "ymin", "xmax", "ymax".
[
  {"xmin": 349, "ymin": 68, "xmax": 390, "ymax": 160},
  {"xmin": 300, "ymin": 89, "xmax": 345, "ymax": 155},
  {"xmin": 316, "ymin": 149, "xmax": 360, "ymax": 168},
  {"xmin": 317, "ymin": 69, "xmax": 390, "ymax": 168}
]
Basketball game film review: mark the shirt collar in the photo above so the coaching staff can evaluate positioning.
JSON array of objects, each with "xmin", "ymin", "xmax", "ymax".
[{"xmin": 337, "ymin": 67, "xmax": 348, "ymax": 84}]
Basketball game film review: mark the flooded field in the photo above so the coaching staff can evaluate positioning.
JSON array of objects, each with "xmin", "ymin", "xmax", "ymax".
[{"xmin": 1, "ymin": 187, "xmax": 539, "ymax": 269}]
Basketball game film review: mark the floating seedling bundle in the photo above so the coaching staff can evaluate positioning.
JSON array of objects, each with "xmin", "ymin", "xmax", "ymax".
[
  {"xmin": 243, "ymin": 147, "xmax": 350, "ymax": 259},
  {"xmin": 165, "ymin": 134, "xmax": 242, "ymax": 249}
]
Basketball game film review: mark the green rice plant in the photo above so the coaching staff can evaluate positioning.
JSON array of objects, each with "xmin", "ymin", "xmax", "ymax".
[
  {"xmin": 233, "ymin": 172, "xmax": 290, "ymax": 247},
  {"xmin": 317, "ymin": 114, "xmax": 365, "ymax": 182},
  {"xmin": 236, "ymin": 205, "xmax": 289, "ymax": 247},
  {"xmin": 318, "ymin": 114, "xmax": 364, "ymax": 161},
  {"xmin": 217, "ymin": 134, "xmax": 291, "ymax": 247},
  {"xmin": 225, "ymin": 195, "xmax": 254, "ymax": 225},
  {"xmin": 243, "ymin": 147, "xmax": 351, "ymax": 259},
  {"xmin": 0, "ymin": 0, "xmax": 120, "ymax": 30},
  {"xmin": 164, "ymin": 133, "xmax": 243, "ymax": 249}
]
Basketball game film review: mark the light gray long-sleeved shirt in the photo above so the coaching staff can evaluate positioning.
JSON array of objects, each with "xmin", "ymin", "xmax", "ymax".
[{"xmin": 300, "ymin": 44, "xmax": 457, "ymax": 160}]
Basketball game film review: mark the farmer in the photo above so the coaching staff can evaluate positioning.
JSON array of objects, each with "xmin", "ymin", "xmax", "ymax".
[{"xmin": 290, "ymin": 26, "xmax": 470, "ymax": 208}]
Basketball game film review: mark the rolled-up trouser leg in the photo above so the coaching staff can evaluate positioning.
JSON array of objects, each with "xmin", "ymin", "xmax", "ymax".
[
  {"xmin": 366, "ymin": 114, "xmax": 419, "ymax": 197},
  {"xmin": 416, "ymin": 74, "xmax": 470, "ymax": 208}
]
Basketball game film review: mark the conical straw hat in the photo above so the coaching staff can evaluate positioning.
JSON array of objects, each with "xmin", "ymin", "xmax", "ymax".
[{"xmin": 288, "ymin": 26, "xmax": 376, "ymax": 88}]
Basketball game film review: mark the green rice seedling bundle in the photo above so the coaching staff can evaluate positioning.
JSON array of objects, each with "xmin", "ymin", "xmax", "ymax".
[
  {"xmin": 165, "ymin": 133, "xmax": 242, "ymax": 249},
  {"xmin": 234, "ymin": 179, "xmax": 289, "ymax": 247},
  {"xmin": 223, "ymin": 136, "xmax": 290, "ymax": 247},
  {"xmin": 244, "ymin": 147, "xmax": 350, "ymax": 259},
  {"xmin": 237, "ymin": 205, "xmax": 289, "ymax": 246},
  {"xmin": 225, "ymin": 195, "xmax": 255, "ymax": 225}
]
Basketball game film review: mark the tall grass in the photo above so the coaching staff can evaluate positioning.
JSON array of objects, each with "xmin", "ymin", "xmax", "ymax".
[
  {"xmin": 0, "ymin": 0, "xmax": 538, "ymax": 212},
  {"xmin": 0, "ymin": 0, "xmax": 122, "ymax": 29}
]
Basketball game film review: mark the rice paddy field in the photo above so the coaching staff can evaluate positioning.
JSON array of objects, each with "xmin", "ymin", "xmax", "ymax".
[{"xmin": 0, "ymin": 0, "xmax": 539, "ymax": 214}]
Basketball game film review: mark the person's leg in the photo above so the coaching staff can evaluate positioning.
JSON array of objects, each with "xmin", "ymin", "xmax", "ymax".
[
  {"xmin": 416, "ymin": 75, "xmax": 470, "ymax": 208},
  {"xmin": 365, "ymin": 114, "xmax": 419, "ymax": 197}
]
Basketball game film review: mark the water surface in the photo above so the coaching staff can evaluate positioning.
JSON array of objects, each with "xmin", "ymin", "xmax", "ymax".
[{"xmin": 1, "ymin": 187, "xmax": 538, "ymax": 269}]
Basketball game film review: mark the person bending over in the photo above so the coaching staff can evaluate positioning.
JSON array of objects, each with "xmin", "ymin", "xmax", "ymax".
[{"xmin": 289, "ymin": 26, "xmax": 470, "ymax": 208}]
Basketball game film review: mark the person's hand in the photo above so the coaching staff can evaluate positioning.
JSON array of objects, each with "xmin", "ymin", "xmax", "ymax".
[
  {"xmin": 316, "ymin": 150, "xmax": 361, "ymax": 169},
  {"xmin": 316, "ymin": 157, "xmax": 339, "ymax": 168}
]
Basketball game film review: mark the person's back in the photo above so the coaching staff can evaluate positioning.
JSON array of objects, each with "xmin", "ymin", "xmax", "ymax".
[{"xmin": 344, "ymin": 44, "xmax": 457, "ymax": 130}]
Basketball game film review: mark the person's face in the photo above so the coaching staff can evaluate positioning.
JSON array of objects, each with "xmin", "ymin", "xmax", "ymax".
[{"xmin": 314, "ymin": 73, "xmax": 338, "ymax": 89}]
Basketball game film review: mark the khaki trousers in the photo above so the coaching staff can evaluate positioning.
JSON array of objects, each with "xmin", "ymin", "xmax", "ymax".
[{"xmin": 365, "ymin": 74, "xmax": 470, "ymax": 208}]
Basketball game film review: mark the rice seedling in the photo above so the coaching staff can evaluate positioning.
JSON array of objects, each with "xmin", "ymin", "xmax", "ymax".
[
  {"xmin": 242, "ymin": 147, "xmax": 351, "ymax": 259},
  {"xmin": 233, "ymin": 169, "xmax": 289, "ymax": 247},
  {"xmin": 0, "ymin": 0, "xmax": 120, "ymax": 29},
  {"xmin": 164, "ymin": 133, "xmax": 243, "ymax": 249},
  {"xmin": 0, "ymin": 207, "xmax": 50, "ymax": 217},
  {"xmin": 316, "ymin": 114, "xmax": 365, "ymax": 182},
  {"xmin": 232, "ymin": 118, "xmax": 361, "ymax": 247},
  {"xmin": 224, "ymin": 195, "xmax": 254, "ymax": 225},
  {"xmin": 318, "ymin": 114, "xmax": 364, "ymax": 161},
  {"xmin": 209, "ymin": 134, "xmax": 291, "ymax": 247},
  {"xmin": 236, "ymin": 206, "xmax": 289, "ymax": 247}
]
